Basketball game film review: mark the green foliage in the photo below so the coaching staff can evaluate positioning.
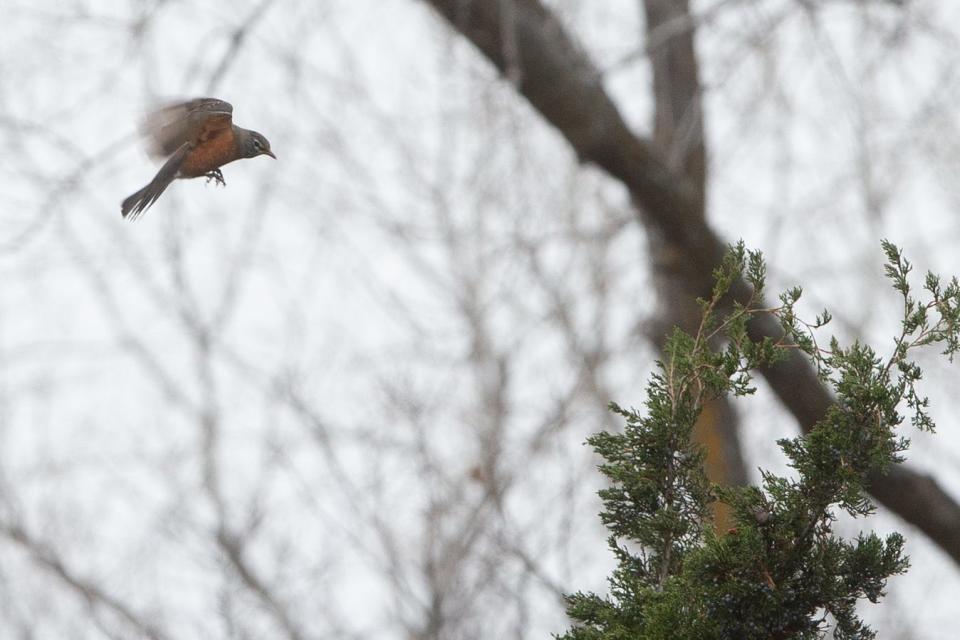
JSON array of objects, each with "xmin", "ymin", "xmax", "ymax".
[{"xmin": 559, "ymin": 242, "xmax": 960, "ymax": 640}]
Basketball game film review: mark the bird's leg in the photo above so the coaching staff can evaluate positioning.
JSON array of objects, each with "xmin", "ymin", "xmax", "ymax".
[{"xmin": 204, "ymin": 169, "xmax": 226, "ymax": 187}]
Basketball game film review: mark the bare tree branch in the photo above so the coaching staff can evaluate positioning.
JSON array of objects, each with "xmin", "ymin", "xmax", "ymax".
[
  {"xmin": 420, "ymin": 0, "xmax": 960, "ymax": 564},
  {"xmin": 640, "ymin": 0, "xmax": 747, "ymax": 497},
  {"xmin": 0, "ymin": 522, "xmax": 168, "ymax": 640}
]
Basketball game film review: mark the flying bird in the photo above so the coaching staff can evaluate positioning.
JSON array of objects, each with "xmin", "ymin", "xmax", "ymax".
[{"xmin": 121, "ymin": 98, "xmax": 275, "ymax": 219}]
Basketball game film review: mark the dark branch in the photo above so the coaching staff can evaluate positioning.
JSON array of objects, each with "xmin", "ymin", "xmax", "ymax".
[{"xmin": 420, "ymin": 0, "xmax": 960, "ymax": 565}]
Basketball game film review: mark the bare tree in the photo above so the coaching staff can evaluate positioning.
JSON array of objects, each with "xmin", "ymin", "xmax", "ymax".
[{"xmin": 420, "ymin": 0, "xmax": 960, "ymax": 563}]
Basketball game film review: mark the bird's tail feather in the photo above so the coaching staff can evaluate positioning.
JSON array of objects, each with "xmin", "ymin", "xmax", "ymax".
[
  {"xmin": 121, "ymin": 144, "xmax": 188, "ymax": 220},
  {"xmin": 121, "ymin": 180, "xmax": 169, "ymax": 219}
]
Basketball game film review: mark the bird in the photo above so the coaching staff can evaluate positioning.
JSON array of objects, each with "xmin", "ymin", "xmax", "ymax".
[{"xmin": 121, "ymin": 97, "xmax": 275, "ymax": 219}]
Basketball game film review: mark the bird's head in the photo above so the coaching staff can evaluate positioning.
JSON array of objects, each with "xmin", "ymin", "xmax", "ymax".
[{"xmin": 243, "ymin": 130, "xmax": 276, "ymax": 160}]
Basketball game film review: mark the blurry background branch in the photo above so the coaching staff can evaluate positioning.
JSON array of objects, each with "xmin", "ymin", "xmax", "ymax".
[
  {"xmin": 0, "ymin": 521, "xmax": 168, "ymax": 640},
  {"xmin": 420, "ymin": 0, "xmax": 960, "ymax": 564}
]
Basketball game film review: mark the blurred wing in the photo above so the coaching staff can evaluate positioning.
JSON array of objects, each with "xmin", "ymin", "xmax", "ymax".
[{"xmin": 142, "ymin": 98, "xmax": 234, "ymax": 158}]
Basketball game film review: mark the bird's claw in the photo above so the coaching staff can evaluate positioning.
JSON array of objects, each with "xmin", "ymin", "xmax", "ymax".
[{"xmin": 204, "ymin": 169, "xmax": 226, "ymax": 187}]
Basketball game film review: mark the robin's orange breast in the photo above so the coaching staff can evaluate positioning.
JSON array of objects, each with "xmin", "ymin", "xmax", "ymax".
[{"xmin": 178, "ymin": 128, "xmax": 239, "ymax": 177}]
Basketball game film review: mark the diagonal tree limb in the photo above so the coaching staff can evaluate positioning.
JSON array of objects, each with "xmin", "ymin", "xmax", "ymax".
[
  {"xmin": 420, "ymin": 0, "xmax": 960, "ymax": 565},
  {"xmin": 0, "ymin": 521, "xmax": 169, "ymax": 640}
]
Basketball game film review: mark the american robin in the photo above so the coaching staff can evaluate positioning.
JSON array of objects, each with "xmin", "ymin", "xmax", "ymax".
[{"xmin": 121, "ymin": 98, "xmax": 275, "ymax": 219}]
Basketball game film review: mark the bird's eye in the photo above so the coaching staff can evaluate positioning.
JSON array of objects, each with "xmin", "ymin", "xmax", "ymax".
[{"xmin": 253, "ymin": 138, "xmax": 262, "ymax": 149}]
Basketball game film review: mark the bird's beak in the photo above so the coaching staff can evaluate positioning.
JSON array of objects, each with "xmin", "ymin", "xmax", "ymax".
[{"xmin": 264, "ymin": 149, "xmax": 277, "ymax": 159}]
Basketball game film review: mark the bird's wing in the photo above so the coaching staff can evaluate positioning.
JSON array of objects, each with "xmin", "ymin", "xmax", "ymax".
[{"xmin": 142, "ymin": 98, "xmax": 234, "ymax": 159}]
